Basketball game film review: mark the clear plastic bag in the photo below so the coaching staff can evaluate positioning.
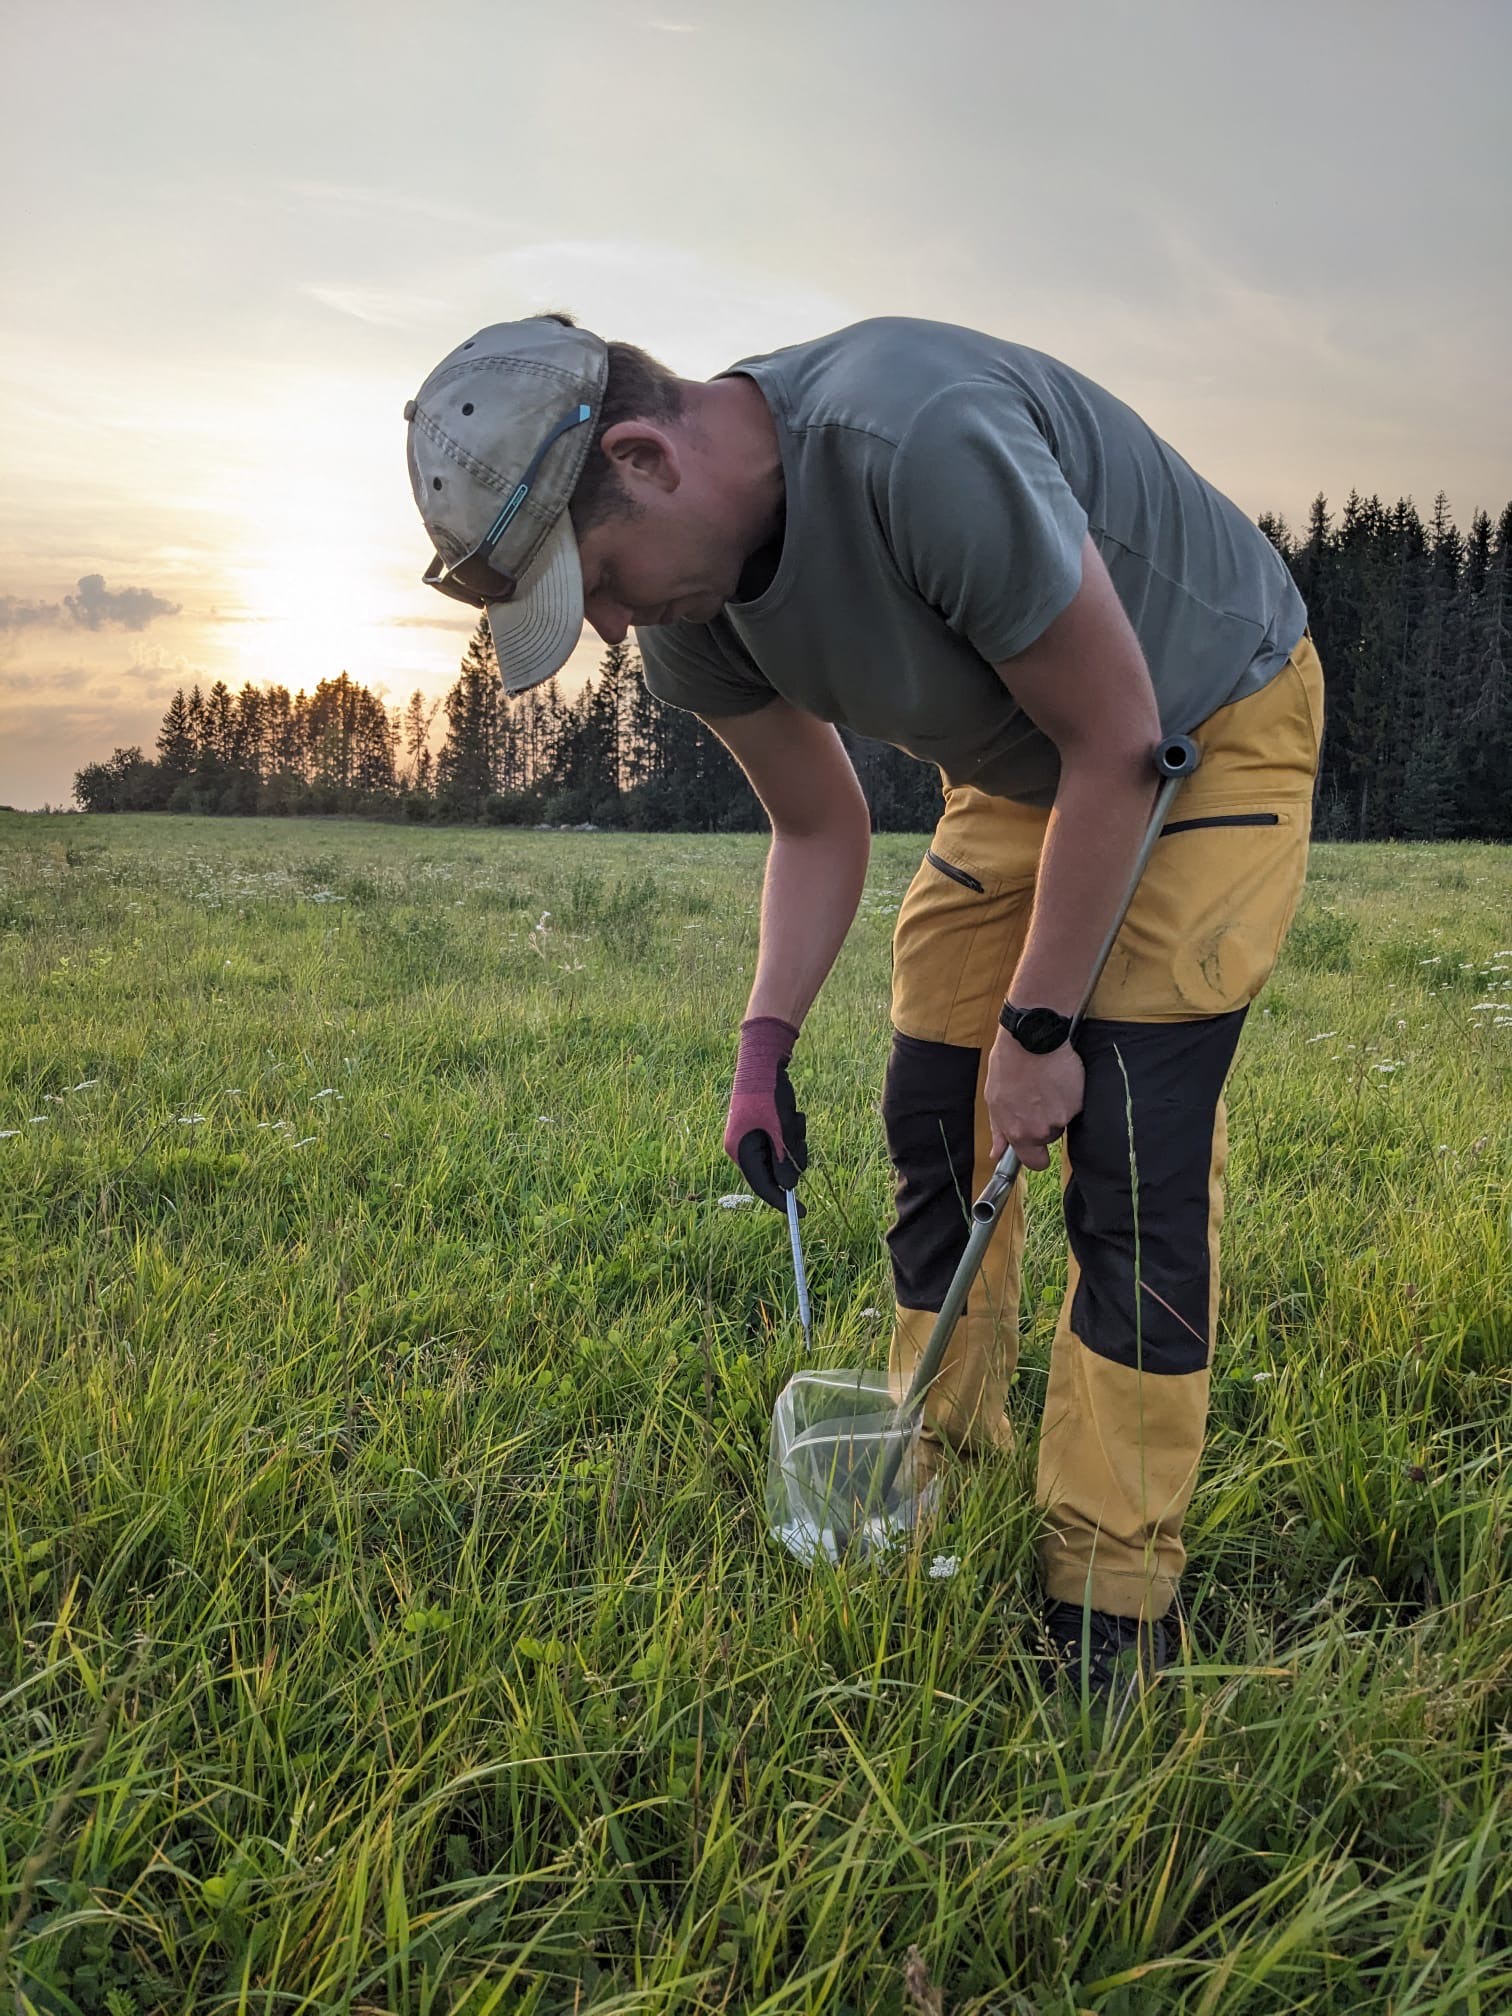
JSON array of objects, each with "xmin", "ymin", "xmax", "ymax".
[{"xmin": 766, "ymin": 1367, "xmax": 934, "ymax": 1565}]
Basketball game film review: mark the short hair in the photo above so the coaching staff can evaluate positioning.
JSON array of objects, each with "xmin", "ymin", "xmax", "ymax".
[{"xmin": 542, "ymin": 311, "xmax": 684, "ymax": 531}]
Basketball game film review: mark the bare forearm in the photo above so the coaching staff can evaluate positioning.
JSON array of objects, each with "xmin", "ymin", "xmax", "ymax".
[
  {"xmin": 746, "ymin": 819, "xmax": 872, "ymax": 1027},
  {"xmin": 1009, "ymin": 756, "xmax": 1156, "ymax": 1014}
]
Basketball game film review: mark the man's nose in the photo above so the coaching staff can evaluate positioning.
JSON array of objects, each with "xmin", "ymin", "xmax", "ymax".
[{"xmin": 584, "ymin": 597, "xmax": 631, "ymax": 646}]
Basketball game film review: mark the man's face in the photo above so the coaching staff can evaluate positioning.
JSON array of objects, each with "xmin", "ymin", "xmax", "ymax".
[
  {"xmin": 571, "ymin": 414, "xmax": 757, "ymax": 645},
  {"xmin": 575, "ymin": 499, "xmax": 742, "ymax": 646}
]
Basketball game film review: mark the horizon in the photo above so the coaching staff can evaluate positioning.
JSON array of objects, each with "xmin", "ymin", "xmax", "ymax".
[{"xmin": 3, "ymin": 0, "xmax": 1509, "ymax": 811}]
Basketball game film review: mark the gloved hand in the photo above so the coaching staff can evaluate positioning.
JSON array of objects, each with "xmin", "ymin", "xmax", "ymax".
[{"xmin": 723, "ymin": 1015, "xmax": 809, "ymax": 1213}]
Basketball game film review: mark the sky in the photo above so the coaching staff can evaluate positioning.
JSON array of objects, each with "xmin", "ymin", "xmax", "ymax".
[{"xmin": 2, "ymin": 0, "xmax": 1508, "ymax": 810}]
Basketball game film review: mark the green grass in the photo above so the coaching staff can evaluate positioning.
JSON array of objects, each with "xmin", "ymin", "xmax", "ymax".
[{"xmin": 2, "ymin": 812, "xmax": 1509, "ymax": 2015}]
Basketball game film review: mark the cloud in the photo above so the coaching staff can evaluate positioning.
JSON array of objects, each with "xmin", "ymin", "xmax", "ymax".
[
  {"xmin": 0, "ymin": 574, "xmax": 181, "ymax": 633},
  {"xmin": 0, "ymin": 663, "xmax": 96, "ymax": 695},
  {"xmin": 304, "ymin": 283, "xmax": 447, "ymax": 329},
  {"xmin": 64, "ymin": 574, "xmax": 181, "ymax": 630},
  {"xmin": 276, "ymin": 181, "xmax": 502, "ymax": 233},
  {"xmin": 479, "ymin": 238, "xmax": 857, "ymax": 379},
  {"xmin": 0, "ymin": 596, "xmax": 55, "ymax": 632},
  {"xmin": 390, "ymin": 611, "xmax": 479, "ymax": 632}
]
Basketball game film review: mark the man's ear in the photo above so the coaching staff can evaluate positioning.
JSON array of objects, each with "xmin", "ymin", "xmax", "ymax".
[{"xmin": 599, "ymin": 421, "xmax": 680, "ymax": 495}]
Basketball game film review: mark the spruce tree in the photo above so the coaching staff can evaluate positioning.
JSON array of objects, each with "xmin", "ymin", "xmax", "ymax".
[
  {"xmin": 1463, "ymin": 502, "xmax": 1512, "ymax": 832},
  {"xmin": 435, "ymin": 619, "xmax": 503, "ymax": 816},
  {"xmin": 400, "ymin": 690, "xmax": 440, "ymax": 792},
  {"xmin": 205, "ymin": 680, "xmax": 237, "ymax": 766},
  {"xmin": 156, "ymin": 689, "xmax": 195, "ymax": 784}
]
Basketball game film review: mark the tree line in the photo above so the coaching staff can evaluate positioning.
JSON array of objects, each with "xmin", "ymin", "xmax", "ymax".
[
  {"xmin": 73, "ymin": 489, "xmax": 1511, "ymax": 838},
  {"xmin": 1258, "ymin": 492, "xmax": 1510, "ymax": 839}
]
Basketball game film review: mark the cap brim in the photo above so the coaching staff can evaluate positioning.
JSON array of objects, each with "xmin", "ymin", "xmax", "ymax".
[{"xmin": 485, "ymin": 512, "xmax": 583, "ymax": 695}]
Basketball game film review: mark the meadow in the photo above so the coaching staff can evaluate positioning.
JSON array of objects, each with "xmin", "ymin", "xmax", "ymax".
[{"xmin": 1, "ymin": 811, "xmax": 1509, "ymax": 2016}]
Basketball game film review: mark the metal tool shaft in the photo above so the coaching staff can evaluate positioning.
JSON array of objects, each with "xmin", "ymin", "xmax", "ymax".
[{"xmin": 786, "ymin": 1186, "xmax": 813, "ymax": 1354}]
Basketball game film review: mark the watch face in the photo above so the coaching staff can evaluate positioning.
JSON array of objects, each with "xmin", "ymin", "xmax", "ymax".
[{"xmin": 1015, "ymin": 1007, "xmax": 1071, "ymax": 1053}]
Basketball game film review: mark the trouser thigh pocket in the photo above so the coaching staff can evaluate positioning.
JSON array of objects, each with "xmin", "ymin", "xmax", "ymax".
[
  {"xmin": 1092, "ymin": 798, "xmax": 1312, "ymax": 1022},
  {"xmin": 892, "ymin": 844, "xmax": 1027, "ymax": 1048}
]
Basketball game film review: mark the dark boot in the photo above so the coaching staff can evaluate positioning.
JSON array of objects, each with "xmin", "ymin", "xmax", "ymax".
[{"xmin": 1041, "ymin": 1599, "xmax": 1174, "ymax": 1699}]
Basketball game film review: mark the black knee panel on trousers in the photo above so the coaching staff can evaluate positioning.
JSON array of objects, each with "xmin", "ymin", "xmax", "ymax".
[
  {"xmin": 882, "ymin": 1031, "xmax": 979, "ymax": 1311},
  {"xmin": 1065, "ymin": 1010, "xmax": 1247, "ymax": 1375}
]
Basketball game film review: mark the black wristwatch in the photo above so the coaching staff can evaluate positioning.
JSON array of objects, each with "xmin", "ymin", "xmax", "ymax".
[{"xmin": 998, "ymin": 1001, "xmax": 1074, "ymax": 1054}]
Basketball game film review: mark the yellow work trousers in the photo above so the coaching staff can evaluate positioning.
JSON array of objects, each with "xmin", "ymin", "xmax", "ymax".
[{"xmin": 885, "ymin": 637, "xmax": 1324, "ymax": 1618}]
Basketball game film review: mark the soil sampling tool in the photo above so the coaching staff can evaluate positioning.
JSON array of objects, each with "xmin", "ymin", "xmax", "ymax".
[
  {"xmin": 786, "ymin": 1187, "xmax": 813, "ymax": 1354},
  {"xmin": 767, "ymin": 735, "xmax": 1202, "ymax": 1566}
]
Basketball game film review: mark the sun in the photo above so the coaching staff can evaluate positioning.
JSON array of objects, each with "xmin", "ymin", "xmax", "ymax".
[{"xmin": 204, "ymin": 374, "xmax": 472, "ymax": 702}]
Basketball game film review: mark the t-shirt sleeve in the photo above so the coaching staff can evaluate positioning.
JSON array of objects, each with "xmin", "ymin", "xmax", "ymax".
[
  {"xmin": 636, "ymin": 618, "xmax": 777, "ymax": 719},
  {"xmin": 884, "ymin": 382, "xmax": 1089, "ymax": 662}
]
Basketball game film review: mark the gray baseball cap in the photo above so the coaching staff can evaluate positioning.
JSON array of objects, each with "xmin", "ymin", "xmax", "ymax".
[{"xmin": 404, "ymin": 317, "xmax": 609, "ymax": 693}]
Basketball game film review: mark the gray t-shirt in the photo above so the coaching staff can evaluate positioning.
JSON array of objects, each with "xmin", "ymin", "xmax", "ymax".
[{"xmin": 637, "ymin": 317, "xmax": 1307, "ymax": 805}]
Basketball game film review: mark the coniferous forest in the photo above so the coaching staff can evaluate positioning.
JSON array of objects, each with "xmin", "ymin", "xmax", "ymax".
[{"xmin": 72, "ymin": 491, "xmax": 1511, "ymax": 838}]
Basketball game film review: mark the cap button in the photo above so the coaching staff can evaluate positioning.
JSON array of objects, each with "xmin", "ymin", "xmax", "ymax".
[{"xmin": 402, "ymin": 399, "xmax": 417, "ymax": 421}]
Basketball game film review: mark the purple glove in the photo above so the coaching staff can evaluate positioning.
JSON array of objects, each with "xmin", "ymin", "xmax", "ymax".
[{"xmin": 724, "ymin": 1016, "xmax": 808, "ymax": 1212}]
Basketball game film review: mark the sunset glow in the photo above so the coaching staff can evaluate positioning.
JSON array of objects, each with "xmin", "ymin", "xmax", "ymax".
[{"xmin": 2, "ymin": 0, "xmax": 1507, "ymax": 808}]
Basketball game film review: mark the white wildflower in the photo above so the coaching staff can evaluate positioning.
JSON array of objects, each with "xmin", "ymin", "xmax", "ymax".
[
  {"xmin": 0, "ymin": 1130, "xmax": 19, "ymax": 1139},
  {"xmin": 717, "ymin": 1193, "xmax": 755, "ymax": 1208},
  {"xmin": 928, "ymin": 1555, "xmax": 960, "ymax": 1580},
  {"xmin": 291, "ymin": 1136, "xmax": 317, "ymax": 1148},
  {"xmin": 1252, "ymin": 1371, "xmax": 1275, "ymax": 1381},
  {"xmin": 1306, "ymin": 1032, "xmax": 1336, "ymax": 1044},
  {"xmin": 313, "ymin": 1088, "xmax": 337, "ymax": 1098},
  {"xmin": 536, "ymin": 1115, "xmax": 556, "ymax": 1125},
  {"xmin": 177, "ymin": 1114, "xmax": 206, "ymax": 1124},
  {"xmin": 72, "ymin": 1079, "xmax": 99, "ymax": 1090}
]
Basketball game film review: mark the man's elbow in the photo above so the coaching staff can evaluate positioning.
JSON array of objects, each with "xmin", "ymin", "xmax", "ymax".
[
  {"xmin": 1054, "ymin": 722, "xmax": 1163, "ymax": 790},
  {"xmin": 1051, "ymin": 680, "xmax": 1163, "ymax": 780}
]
